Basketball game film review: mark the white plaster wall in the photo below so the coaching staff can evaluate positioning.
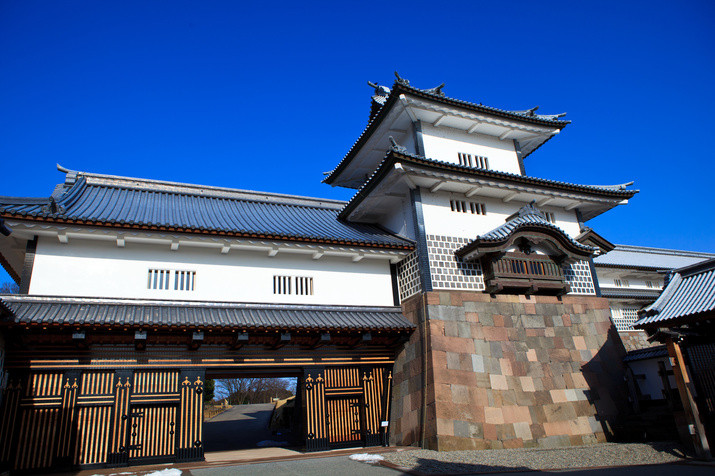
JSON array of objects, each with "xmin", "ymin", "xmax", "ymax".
[
  {"xmin": 29, "ymin": 237, "xmax": 396, "ymax": 306},
  {"xmin": 627, "ymin": 358, "xmax": 675, "ymax": 400},
  {"xmin": 598, "ymin": 272, "xmax": 663, "ymax": 290},
  {"xmin": 420, "ymin": 123, "xmax": 522, "ymax": 174},
  {"xmin": 420, "ymin": 190, "xmax": 582, "ymax": 240},
  {"xmin": 379, "ymin": 198, "xmax": 415, "ymax": 240}
]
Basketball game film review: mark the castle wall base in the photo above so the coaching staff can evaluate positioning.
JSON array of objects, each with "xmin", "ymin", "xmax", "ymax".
[{"xmin": 391, "ymin": 292, "xmax": 628, "ymax": 450}]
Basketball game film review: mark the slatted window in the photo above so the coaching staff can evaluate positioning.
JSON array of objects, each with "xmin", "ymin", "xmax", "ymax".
[
  {"xmin": 148, "ymin": 269, "xmax": 196, "ymax": 291},
  {"xmin": 174, "ymin": 270, "xmax": 196, "ymax": 291},
  {"xmin": 148, "ymin": 269, "xmax": 171, "ymax": 290},
  {"xmin": 614, "ymin": 279, "xmax": 630, "ymax": 287},
  {"xmin": 544, "ymin": 212, "xmax": 556, "ymax": 224},
  {"xmin": 450, "ymin": 199, "xmax": 486, "ymax": 215},
  {"xmin": 274, "ymin": 275, "xmax": 314, "ymax": 295},
  {"xmin": 646, "ymin": 280, "xmax": 659, "ymax": 289},
  {"xmin": 458, "ymin": 152, "xmax": 489, "ymax": 169}
]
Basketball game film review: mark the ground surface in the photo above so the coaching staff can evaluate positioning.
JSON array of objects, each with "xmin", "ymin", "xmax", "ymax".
[
  {"xmin": 383, "ymin": 442, "xmax": 687, "ymax": 474},
  {"xmin": 202, "ymin": 403, "xmax": 278, "ymax": 452}
]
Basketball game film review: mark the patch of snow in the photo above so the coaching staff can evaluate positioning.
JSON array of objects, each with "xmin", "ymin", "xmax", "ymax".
[
  {"xmin": 143, "ymin": 469, "xmax": 182, "ymax": 476},
  {"xmin": 256, "ymin": 440, "xmax": 289, "ymax": 447},
  {"xmin": 349, "ymin": 453, "xmax": 384, "ymax": 464}
]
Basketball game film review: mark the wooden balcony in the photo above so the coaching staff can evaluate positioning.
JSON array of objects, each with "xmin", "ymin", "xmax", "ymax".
[{"xmin": 482, "ymin": 251, "xmax": 570, "ymax": 295}]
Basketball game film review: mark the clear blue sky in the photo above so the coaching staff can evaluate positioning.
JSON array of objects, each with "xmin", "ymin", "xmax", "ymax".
[{"xmin": 1, "ymin": 1, "xmax": 714, "ymax": 285}]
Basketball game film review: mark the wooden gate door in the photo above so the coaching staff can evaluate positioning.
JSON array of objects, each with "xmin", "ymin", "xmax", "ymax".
[
  {"xmin": 326, "ymin": 396, "xmax": 363, "ymax": 447},
  {"xmin": 127, "ymin": 405, "xmax": 177, "ymax": 461},
  {"xmin": 127, "ymin": 370, "xmax": 180, "ymax": 464}
]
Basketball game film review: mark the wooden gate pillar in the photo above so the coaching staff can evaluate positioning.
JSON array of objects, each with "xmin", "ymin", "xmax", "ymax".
[
  {"xmin": 108, "ymin": 370, "xmax": 132, "ymax": 465},
  {"xmin": 177, "ymin": 369, "xmax": 205, "ymax": 462},
  {"xmin": 303, "ymin": 367, "xmax": 328, "ymax": 451},
  {"xmin": 0, "ymin": 373, "xmax": 23, "ymax": 470}
]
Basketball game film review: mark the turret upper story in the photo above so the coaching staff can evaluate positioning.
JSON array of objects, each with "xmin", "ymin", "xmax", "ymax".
[
  {"xmin": 0, "ymin": 168, "xmax": 413, "ymax": 307},
  {"xmin": 329, "ymin": 74, "xmax": 637, "ymax": 246}
]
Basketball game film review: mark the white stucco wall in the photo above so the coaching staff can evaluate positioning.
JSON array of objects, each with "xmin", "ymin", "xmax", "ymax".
[
  {"xmin": 420, "ymin": 190, "xmax": 581, "ymax": 240},
  {"xmin": 379, "ymin": 198, "xmax": 416, "ymax": 240},
  {"xmin": 420, "ymin": 123, "xmax": 522, "ymax": 174},
  {"xmin": 627, "ymin": 358, "xmax": 674, "ymax": 401},
  {"xmin": 29, "ymin": 237, "xmax": 396, "ymax": 306}
]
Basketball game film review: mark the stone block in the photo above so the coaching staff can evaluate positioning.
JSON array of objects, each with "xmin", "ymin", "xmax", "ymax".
[
  {"xmin": 520, "ymin": 376, "xmax": 535, "ymax": 392},
  {"xmin": 489, "ymin": 374, "xmax": 509, "ymax": 390},
  {"xmin": 484, "ymin": 407, "xmax": 504, "ymax": 424},
  {"xmin": 513, "ymin": 421, "xmax": 533, "ymax": 441},
  {"xmin": 446, "ymin": 351, "xmax": 461, "ymax": 370},
  {"xmin": 451, "ymin": 384, "xmax": 470, "ymax": 405},
  {"xmin": 472, "ymin": 354, "xmax": 485, "ymax": 373}
]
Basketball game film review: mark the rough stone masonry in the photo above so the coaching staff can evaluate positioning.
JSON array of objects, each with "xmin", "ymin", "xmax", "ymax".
[{"xmin": 390, "ymin": 292, "xmax": 628, "ymax": 451}]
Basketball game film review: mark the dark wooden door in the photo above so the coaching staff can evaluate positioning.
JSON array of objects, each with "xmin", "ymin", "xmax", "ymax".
[{"xmin": 326, "ymin": 396, "xmax": 363, "ymax": 447}]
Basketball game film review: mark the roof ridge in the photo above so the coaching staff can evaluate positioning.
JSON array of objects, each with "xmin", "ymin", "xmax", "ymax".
[
  {"xmin": 60, "ymin": 168, "xmax": 348, "ymax": 210},
  {"xmin": 613, "ymin": 244, "xmax": 715, "ymax": 257}
]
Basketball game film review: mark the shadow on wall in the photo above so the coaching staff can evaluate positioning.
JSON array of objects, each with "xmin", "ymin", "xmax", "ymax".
[{"xmin": 581, "ymin": 323, "xmax": 631, "ymax": 440}]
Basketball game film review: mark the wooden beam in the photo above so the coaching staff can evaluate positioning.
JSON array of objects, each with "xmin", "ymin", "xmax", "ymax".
[
  {"xmin": 537, "ymin": 197, "xmax": 555, "ymax": 207},
  {"xmin": 58, "ymin": 232, "xmax": 68, "ymax": 244},
  {"xmin": 268, "ymin": 246, "xmax": 280, "ymax": 257},
  {"xmin": 352, "ymin": 253, "xmax": 364, "ymax": 262},
  {"xmin": 399, "ymin": 95, "xmax": 418, "ymax": 122},
  {"xmin": 467, "ymin": 122, "xmax": 482, "ymax": 134},
  {"xmin": 430, "ymin": 181, "xmax": 446, "ymax": 193},
  {"xmin": 312, "ymin": 251, "xmax": 324, "ymax": 260},
  {"xmin": 665, "ymin": 337, "xmax": 711, "ymax": 459},
  {"xmin": 565, "ymin": 202, "xmax": 580, "ymax": 211},
  {"xmin": 502, "ymin": 192, "xmax": 519, "ymax": 203},
  {"xmin": 170, "ymin": 240, "xmax": 179, "ymax": 251},
  {"xmin": 433, "ymin": 115, "xmax": 447, "ymax": 127},
  {"xmin": 466, "ymin": 187, "xmax": 482, "ymax": 198},
  {"xmin": 220, "ymin": 243, "xmax": 231, "ymax": 254},
  {"xmin": 116, "ymin": 236, "xmax": 125, "ymax": 248},
  {"xmin": 499, "ymin": 129, "xmax": 513, "ymax": 141}
]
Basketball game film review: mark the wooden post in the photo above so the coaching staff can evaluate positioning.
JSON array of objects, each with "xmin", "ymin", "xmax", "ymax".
[{"xmin": 666, "ymin": 337, "xmax": 712, "ymax": 459}]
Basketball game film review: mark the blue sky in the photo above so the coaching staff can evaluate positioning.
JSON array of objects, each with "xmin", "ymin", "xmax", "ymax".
[{"xmin": 1, "ymin": 1, "xmax": 714, "ymax": 284}]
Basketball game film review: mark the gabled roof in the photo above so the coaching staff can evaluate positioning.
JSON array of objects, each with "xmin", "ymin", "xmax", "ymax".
[
  {"xmin": 325, "ymin": 78, "xmax": 570, "ymax": 186},
  {"xmin": 339, "ymin": 149, "xmax": 637, "ymax": 221},
  {"xmin": 636, "ymin": 258, "xmax": 715, "ymax": 328},
  {"xmin": 594, "ymin": 244, "xmax": 715, "ymax": 271},
  {"xmin": 0, "ymin": 295, "xmax": 415, "ymax": 332},
  {"xmin": 0, "ymin": 167, "xmax": 413, "ymax": 250},
  {"xmin": 455, "ymin": 202, "xmax": 596, "ymax": 262}
]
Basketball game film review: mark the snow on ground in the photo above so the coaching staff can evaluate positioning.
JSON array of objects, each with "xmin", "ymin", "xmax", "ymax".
[{"xmin": 349, "ymin": 453, "xmax": 385, "ymax": 464}]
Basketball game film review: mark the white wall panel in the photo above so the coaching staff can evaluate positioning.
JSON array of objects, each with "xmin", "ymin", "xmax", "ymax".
[{"xmin": 29, "ymin": 237, "xmax": 395, "ymax": 306}]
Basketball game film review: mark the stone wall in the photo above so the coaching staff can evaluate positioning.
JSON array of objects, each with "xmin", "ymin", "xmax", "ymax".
[
  {"xmin": 618, "ymin": 330, "xmax": 657, "ymax": 352},
  {"xmin": 390, "ymin": 291, "xmax": 629, "ymax": 450}
]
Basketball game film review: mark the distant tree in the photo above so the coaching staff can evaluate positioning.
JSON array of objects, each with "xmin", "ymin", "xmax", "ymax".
[
  {"xmin": 0, "ymin": 282, "xmax": 19, "ymax": 294},
  {"xmin": 217, "ymin": 378, "xmax": 294, "ymax": 405},
  {"xmin": 204, "ymin": 379, "xmax": 215, "ymax": 402}
]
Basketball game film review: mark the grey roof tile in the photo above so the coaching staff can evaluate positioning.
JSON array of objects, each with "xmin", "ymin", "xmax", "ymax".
[
  {"xmin": 594, "ymin": 244, "xmax": 715, "ymax": 270},
  {"xmin": 0, "ymin": 295, "xmax": 415, "ymax": 331},
  {"xmin": 636, "ymin": 258, "xmax": 715, "ymax": 327},
  {"xmin": 0, "ymin": 170, "xmax": 412, "ymax": 249}
]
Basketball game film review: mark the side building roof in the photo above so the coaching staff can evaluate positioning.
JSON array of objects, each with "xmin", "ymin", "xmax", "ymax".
[
  {"xmin": 0, "ymin": 167, "xmax": 413, "ymax": 250},
  {"xmin": 594, "ymin": 244, "xmax": 715, "ymax": 271},
  {"xmin": 636, "ymin": 258, "xmax": 715, "ymax": 328}
]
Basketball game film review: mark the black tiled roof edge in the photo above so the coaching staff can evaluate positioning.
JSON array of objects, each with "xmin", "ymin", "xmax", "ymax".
[
  {"xmin": 325, "ymin": 81, "xmax": 570, "ymax": 185},
  {"xmin": 338, "ymin": 150, "xmax": 638, "ymax": 220},
  {"xmin": 0, "ymin": 170, "xmax": 414, "ymax": 250},
  {"xmin": 622, "ymin": 345, "xmax": 668, "ymax": 363},
  {"xmin": 600, "ymin": 288, "xmax": 662, "ymax": 300},
  {"xmin": 0, "ymin": 295, "xmax": 416, "ymax": 331}
]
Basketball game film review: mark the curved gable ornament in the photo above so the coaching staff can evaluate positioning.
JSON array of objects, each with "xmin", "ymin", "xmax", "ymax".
[
  {"xmin": 455, "ymin": 203, "xmax": 596, "ymax": 265},
  {"xmin": 455, "ymin": 203, "xmax": 596, "ymax": 295}
]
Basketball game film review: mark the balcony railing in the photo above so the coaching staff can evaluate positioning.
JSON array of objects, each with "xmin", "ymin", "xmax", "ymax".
[{"xmin": 483, "ymin": 252, "xmax": 570, "ymax": 295}]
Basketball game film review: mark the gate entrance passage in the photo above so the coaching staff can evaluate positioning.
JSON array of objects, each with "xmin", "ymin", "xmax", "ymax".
[{"xmin": 0, "ymin": 296, "xmax": 414, "ymax": 472}]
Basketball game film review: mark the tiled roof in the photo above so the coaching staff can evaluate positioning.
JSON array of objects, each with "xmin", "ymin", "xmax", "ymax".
[
  {"xmin": 594, "ymin": 244, "xmax": 715, "ymax": 270},
  {"xmin": 636, "ymin": 258, "xmax": 715, "ymax": 327},
  {"xmin": 325, "ymin": 80, "xmax": 571, "ymax": 185},
  {"xmin": 0, "ymin": 295, "xmax": 415, "ymax": 332},
  {"xmin": 339, "ymin": 150, "xmax": 637, "ymax": 220},
  {"xmin": 600, "ymin": 288, "xmax": 663, "ymax": 301},
  {"xmin": 0, "ymin": 169, "xmax": 413, "ymax": 249},
  {"xmin": 622, "ymin": 345, "xmax": 668, "ymax": 363}
]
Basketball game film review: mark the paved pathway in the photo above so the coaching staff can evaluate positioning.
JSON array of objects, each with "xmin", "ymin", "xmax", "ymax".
[{"xmin": 202, "ymin": 403, "xmax": 278, "ymax": 452}]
